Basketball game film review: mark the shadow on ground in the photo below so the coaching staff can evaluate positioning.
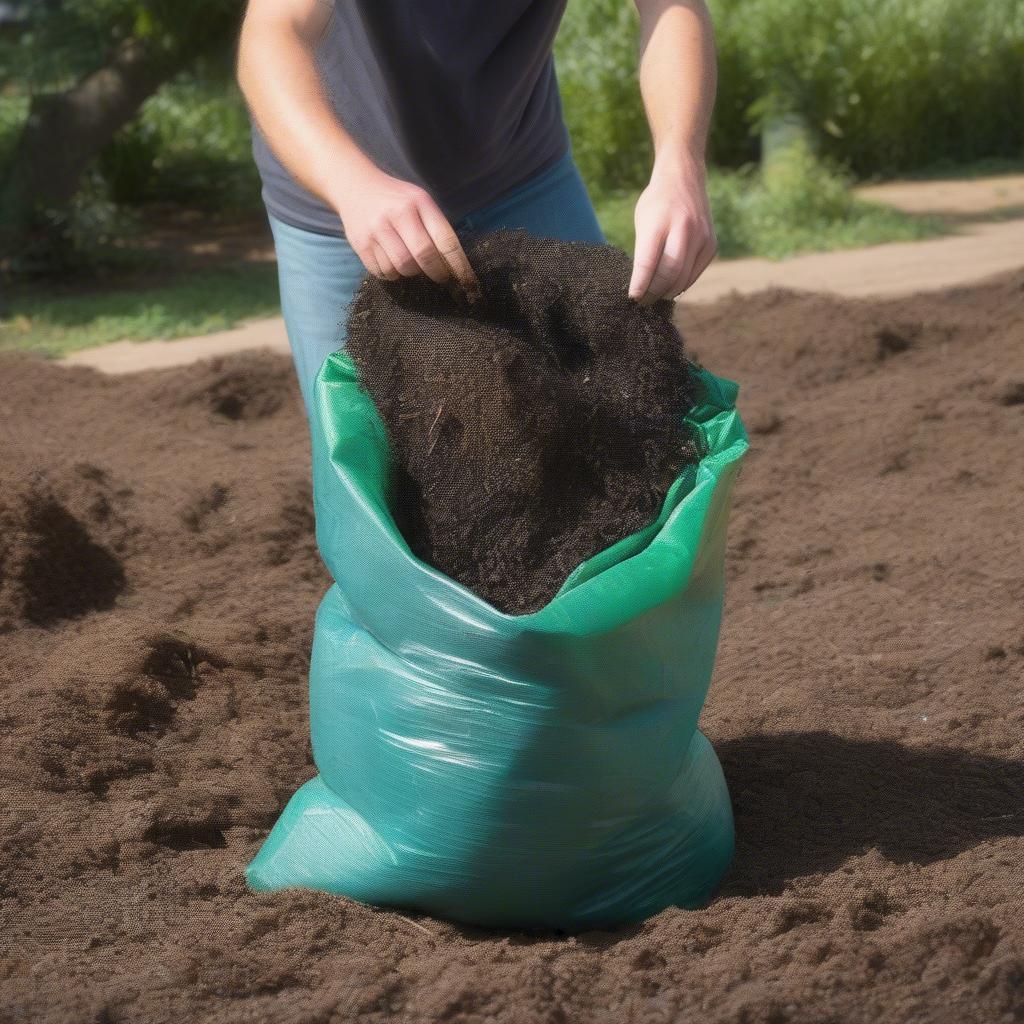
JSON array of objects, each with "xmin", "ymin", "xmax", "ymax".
[
  {"xmin": 446, "ymin": 730, "xmax": 1024, "ymax": 943},
  {"xmin": 718, "ymin": 730, "xmax": 1024, "ymax": 895}
]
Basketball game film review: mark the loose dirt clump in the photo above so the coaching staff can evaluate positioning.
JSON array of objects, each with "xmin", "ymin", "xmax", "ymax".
[
  {"xmin": 0, "ymin": 460, "xmax": 134, "ymax": 631},
  {"xmin": 163, "ymin": 349, "xmax": 292, "ymax": 422},
  {"xmin": 346, "ymin": 230, "xmax": 700, "ymax": 613}
]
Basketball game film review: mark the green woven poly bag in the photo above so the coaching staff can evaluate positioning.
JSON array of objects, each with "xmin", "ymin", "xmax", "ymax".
[{"xmin": 246, "ymin": 350, "xmax": 748, "ymax": 931}]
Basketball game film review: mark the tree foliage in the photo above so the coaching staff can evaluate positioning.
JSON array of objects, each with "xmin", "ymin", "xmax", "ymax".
[
  {"xmin": 0, "ymin": 0, "xmax": 243, "ymax": 270},
  {"xmin": 1, "ymin": 0, "xmax": 240, "ymax": 89}
]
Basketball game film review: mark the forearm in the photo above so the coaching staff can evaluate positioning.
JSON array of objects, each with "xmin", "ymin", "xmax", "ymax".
[
  {"xmin": 238, "ymin": 0, "xmax": 476, "ymax": 289},
  {"xmin": 237, "ymin": 0, "xmax": 371, "ymax": 210},
  {"xmin": 628, "ymin": 0, "xmax": 718, "ymax": 301},
  {"xmin": 635, "ymin": 0, "xmax": 717, "ymax": 176}
]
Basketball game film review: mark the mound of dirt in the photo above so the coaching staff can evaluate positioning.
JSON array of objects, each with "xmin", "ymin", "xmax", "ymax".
[
  {"xmin": 1, "ymin": 267, "xmax": 1023, "ymax": 1024},
  {"xmin": 346, "ymin": 231, "xmax": 700, "ymax": 613},
  {"xmin": 0, "ymin": 460, "xmax": 135, "ymax": 631},
  {"xmin": 159, "ymin": 349, "xmax": 292, "ymax": 422}
]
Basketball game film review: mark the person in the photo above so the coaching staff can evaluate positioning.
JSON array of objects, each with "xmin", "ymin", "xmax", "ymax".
[{"xmin": 237, "ymin": 0, "xmax": 718, "ymax": 419}]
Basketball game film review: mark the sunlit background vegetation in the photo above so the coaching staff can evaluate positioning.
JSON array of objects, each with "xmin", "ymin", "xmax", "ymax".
[{"xmin": 2, "ymin": 0, "xmax": 1023, "ymax": 353}]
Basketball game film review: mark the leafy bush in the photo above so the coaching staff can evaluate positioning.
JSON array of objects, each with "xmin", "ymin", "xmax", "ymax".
[
  {"xmin": 0, "ymin": 1, "xmax": 245, "ymax": 274},
  {"xmin": 718, "ymin": 0, "xmax": 1024, "ymax": 178},
  {"xmin": 554, "ymin": 0, "xmax": 652, "ymax": 198},
  {"xmin": 6, "ymin": 0, "xmax": 1020, "ymax": 264},
  {"xmin": 595, "ymin": 139, "xmax": 940, "ymax": 259},
  {"xmin": 0, "ymin": 94, "xmax": 28, "ymax": 168},
  {"xmin": 557, "ymin": 0, "xmax": 1024, "ymax": 199},
  {"xmin": 100, "ymin": 77, "xmax": 261, "ymax": 211},
  {"xmin": 707, "ymin": 138, "xmax": 940, "ymax": 259}
]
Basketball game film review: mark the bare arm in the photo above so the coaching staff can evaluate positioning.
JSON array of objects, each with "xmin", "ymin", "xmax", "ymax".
[
  {"xmin": 237, "ymin": 0, "xmax": 478, "ymax": 291},
  {"xmin": 630, "ymin": 0, "xmax": 717, "ymax": 303}
]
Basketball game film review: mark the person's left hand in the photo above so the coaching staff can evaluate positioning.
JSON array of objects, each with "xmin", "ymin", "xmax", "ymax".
[{"xmin": 629, "ymin": 153, "xmax": 716, "ymax": 305}]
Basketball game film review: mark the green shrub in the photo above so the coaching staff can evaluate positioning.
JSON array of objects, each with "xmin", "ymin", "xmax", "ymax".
[
  {"xmin": 554, "ymin": 0, "xmax": 652, "ymax": 197},
  {"xmin": 708, "ymin": 138, "xmax": 940, "ymax": 258},
  {"xmin": 0, "ymin": 94, "xmax": 29, "ymax": 168},
  {"xmin": 557, "ymin": 0, "xmax": 1024, "ymax": 199},
  {"xmin": 101, "ymin": 76, "xmax": 261, "ymax": 211},
  {"xmin": 8, "ymin": 0, "xmax": 1021, "ymax": 247},
  {"xmin": 595, "ymin": 139, "xmax": 940, "ymax": 259},
  {"xmin": 709, "ymin": 0, "xmax": 1024, "ymax": 177}
]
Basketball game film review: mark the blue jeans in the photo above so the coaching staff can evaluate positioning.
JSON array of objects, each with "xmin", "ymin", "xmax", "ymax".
[{"xmin": 269, "ymin": 151, "xmax": 605, "ymax": 420}]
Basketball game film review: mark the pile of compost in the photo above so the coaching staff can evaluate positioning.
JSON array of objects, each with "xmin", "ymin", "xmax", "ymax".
[{"xmin": 345, "ymin": 230, "xmax": 701, "ymax": 614}]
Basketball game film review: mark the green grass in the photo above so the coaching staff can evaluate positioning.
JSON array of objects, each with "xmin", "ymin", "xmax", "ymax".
[
  {"xmin": 1, "ymin": 262, "xmax": 280, "ymax": 358},
  {"xmin": 3, "ymin": 158, "xmax": 944, "ymax": 359},
  {"xmin": 594, "ymin": 144, "xmax": 945, "ymax": 257}
]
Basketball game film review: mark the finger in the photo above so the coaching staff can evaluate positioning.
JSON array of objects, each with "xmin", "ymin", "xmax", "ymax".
[
  {"xmin": 641, "ymin": 244, "xmax": 686, "ymax": 305},
  {"xmin": 666, "ymin": 261, "xmax": 693, "ymax": 302},
  {"xmin": 370, "ymin": 241, "xmax": 400, "ymax": 281},
  {"xmin": 629, "ymin": 220, "xmax": 668, "ymax": 301},
  {"xmin": 375, "ymin": 222, "xmax": 420, "ymax": 278},
  {"xmin": 680, "ymin": 236, "xmax": 717, "ymax": 293},
  {"xmin": 647, "ymin": 217, "xmax": 703, "ymax": 303},
  {"xmin": 663, "ymin": 234, "xmax": 704, "ymax": 302},
  {"xmin": 359, "ymin": 246, "xmax": 384, "ymax": 278},
  {"xmin": 419, "ymin": 202, "xmax": 480, "ymax": 296},
  {"xmin": 393, "ymin": 206, "xmax": 451, "ymax": 285}
]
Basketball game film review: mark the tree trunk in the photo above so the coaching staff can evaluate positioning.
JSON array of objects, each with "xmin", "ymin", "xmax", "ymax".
[
  {"xmin": 0, "ymin": 37, "xmax": 185, "ymax": 250},
  {"xmin": 759, "ymin": 93, "xmax": 813, "ymax": 184}
]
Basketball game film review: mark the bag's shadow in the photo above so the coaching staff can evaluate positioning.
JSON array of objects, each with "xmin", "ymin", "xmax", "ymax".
[
  {"xmin": 717, "ymin": 730, "xmax": 1024, "ymax": 896},
  {"xmin": 447, "ymin": 731, "xmax": 1023, "ymax": 943}
]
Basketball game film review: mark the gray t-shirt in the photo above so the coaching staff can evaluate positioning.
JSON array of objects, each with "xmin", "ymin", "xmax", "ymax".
[{"xmin": 252, "ymin": 0, "xmax": 570, "ymax": 237}]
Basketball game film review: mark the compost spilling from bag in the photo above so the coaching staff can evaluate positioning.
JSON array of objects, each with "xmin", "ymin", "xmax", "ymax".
[
  {"xmin": 344, "ymin": 231, "xmax": 703, "ymax": 614},
  {"xmin": 246, "ymin": 231, "xmax": 749, "ymax": 931}
]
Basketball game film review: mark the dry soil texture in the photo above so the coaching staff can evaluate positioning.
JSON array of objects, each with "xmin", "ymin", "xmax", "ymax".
[{"xmin": 2, "ymin": 269, "xmax": 1023, "ymax": 1024}]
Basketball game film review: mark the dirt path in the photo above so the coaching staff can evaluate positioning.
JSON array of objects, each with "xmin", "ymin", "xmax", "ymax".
[
  {"xmin": 59, "ymin": 317, "xmax": 291, "ymax": 374},
  {"xmin": 855, "ymin": 172, "xmax": 1024, "ymax": 215},
  {"xmin": 686, "ymin": 217, "xmax": 1024, "ymax": 302},
  {"xmin": 59, "ymin": 175, "xmax": 1024, "ymax": 376}
]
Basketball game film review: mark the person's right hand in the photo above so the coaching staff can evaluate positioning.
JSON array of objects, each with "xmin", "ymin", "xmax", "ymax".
[{"xmin": 332, "ymin": 160, "xmax": 480, "ymax": 297}]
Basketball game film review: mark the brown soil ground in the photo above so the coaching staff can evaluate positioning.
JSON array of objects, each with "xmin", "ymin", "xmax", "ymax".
[{"xmin": 2, "ymin": 268, "xmax": 1023, "ymax": 1024}]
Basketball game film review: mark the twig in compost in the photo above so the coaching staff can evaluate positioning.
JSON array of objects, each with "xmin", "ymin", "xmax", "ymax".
[{"xmin": 426, "ymin": 403, "xmax": 445, "ymax": 457}]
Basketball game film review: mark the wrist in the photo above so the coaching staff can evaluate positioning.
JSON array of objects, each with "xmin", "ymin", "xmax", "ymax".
[
  {"xmin": 320, "ymin": 138, "xmax": 380, "ymax": 212},
  {"xmin": 651, "ymin": 143, "xmax": 707, "ymax": 185}
]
